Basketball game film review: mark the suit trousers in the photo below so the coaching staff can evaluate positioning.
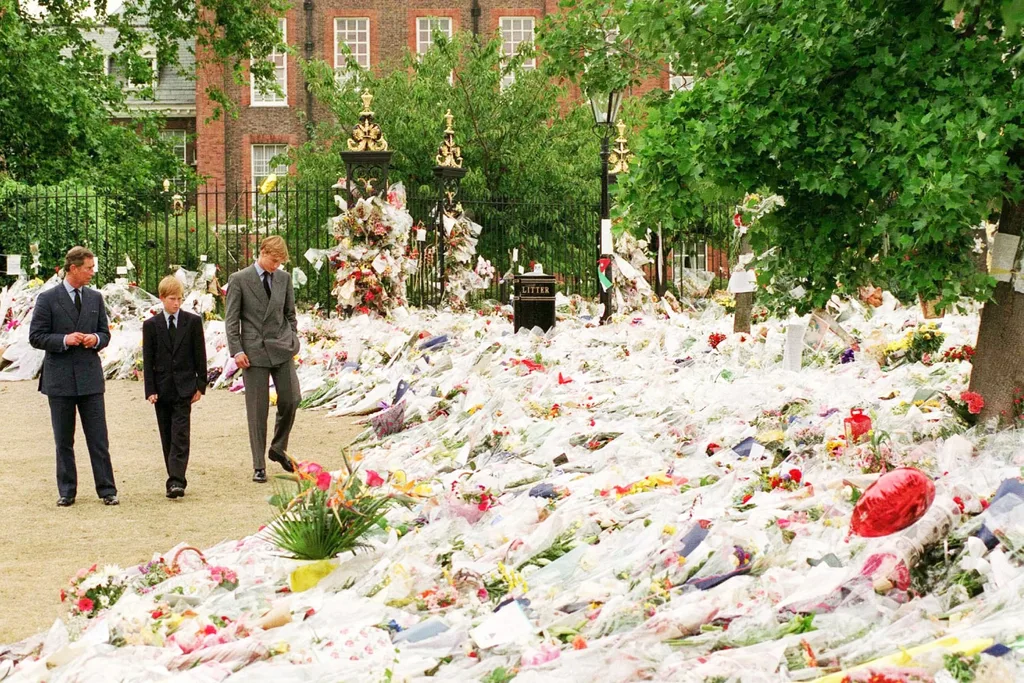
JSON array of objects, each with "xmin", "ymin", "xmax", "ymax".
[
  {"xmin": 242, "ymin": 359, "xmax": 300, "ymax": 469},
  {"xmin": 155, "ymin": 397, "xmax": 192, "ymax": 491},
  {"xmin": 48, "ymin": 393, "xmax": 117, "ymax": 499}
]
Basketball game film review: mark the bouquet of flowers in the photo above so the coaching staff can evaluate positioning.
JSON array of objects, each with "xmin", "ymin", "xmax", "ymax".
[
  {"xmin": 883, "ymin": 322, "xmax": 946, "ymax": 366},
  {"xmin": 611, "ymin": 231, "xmax": 656, "ymax": 315},
  {"xmin": 329, "ymin": 183, "xmax": 416, "ymax": 316},
  {"xmin": 732, "ymin": 192, "xmax": 786, "ymax": 232},
  {"xmin": 265, "ymin": 452, "xmax": 413, "ymax": 560},
  {"xmin": 945, "ymin": 390, "xmax": 985, "ymax": 426},
  {"xmin": 62, "ymin": 563, "xmax": 127, "ymax": 619},
  {"xmin": 941, "ymin": 344, "xmax": 975, "ymax": 363}
]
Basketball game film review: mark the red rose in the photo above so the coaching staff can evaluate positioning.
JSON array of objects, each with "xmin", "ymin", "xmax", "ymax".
[
  {"xmin": 961, "ymin": 391, "xmax": 985, "ymax": 415},
  {"xmin": 788, "ymin": 469, "xmax": 802, "ymax": 484},
  {"xmin": 366, "ymin": 470, "xmax": 385, "ymax": 487}
]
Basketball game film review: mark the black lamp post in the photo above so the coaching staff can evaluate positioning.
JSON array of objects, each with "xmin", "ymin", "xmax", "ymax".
[{"xmin": 590, "ymin": 89, "xmax": 622, "ymax": 323}]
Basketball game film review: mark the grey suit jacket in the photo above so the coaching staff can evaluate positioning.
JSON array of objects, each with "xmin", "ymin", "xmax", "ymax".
[
  {"xmin": 28, "ymin": 284, "xmax": 111, "ymax": 396},
  {"xmin": 224, "ymin": 265, "xmax": 300, "ymax": 368}
]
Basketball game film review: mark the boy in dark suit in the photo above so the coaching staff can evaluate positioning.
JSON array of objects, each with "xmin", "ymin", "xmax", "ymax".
[{"xmin": 142, "ymin": 276, "xmax": 207, "ymax": 499}]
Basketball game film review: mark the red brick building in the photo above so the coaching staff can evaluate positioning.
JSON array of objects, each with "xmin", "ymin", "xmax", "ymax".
[{"xmin": 194, "ymin": 0, "xmax": 679, "ymax": 191}]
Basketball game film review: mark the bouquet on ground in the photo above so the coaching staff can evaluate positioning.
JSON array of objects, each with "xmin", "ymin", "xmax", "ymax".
[
  {"xmin": 265, "ymin": 451, "xmax": 415, "ymax": 560},
  {"xmin": 62, "ymin": 563, "xmax": 127, "ymax": 620},
  {"xmin": 883, "ymin": 322, "xmax": 946, "ymax": 366},
  {"xmin": 329, "ymin": 183, "xmax": 416, "ymax": 316}
]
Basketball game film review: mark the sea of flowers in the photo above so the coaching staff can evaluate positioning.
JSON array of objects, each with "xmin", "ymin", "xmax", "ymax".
[{"xmin": 3, "ymin": 268, "xmax": 1024, "ymax": 682}]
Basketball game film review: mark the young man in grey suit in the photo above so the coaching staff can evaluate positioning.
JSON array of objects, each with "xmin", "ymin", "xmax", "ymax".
[
  {"xmin": 29, "ymin": 246, "xmax": 119, "ymax": 507},
  {"xmin": 224, "ymin": 235, "xmax": 301, "ymax": 483}
]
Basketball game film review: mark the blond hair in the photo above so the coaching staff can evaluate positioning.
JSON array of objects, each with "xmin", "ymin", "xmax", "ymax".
[
  {"xmin": 158, "ymin": 275, "xmax": 184, "ymax": 298},
  {"xmin": 260, "ymin": 235, "xmax": 289, "ymax": 261},
  {"xmin": 64, "ymin": 246, "xmax": 94, "ymax": 272}
]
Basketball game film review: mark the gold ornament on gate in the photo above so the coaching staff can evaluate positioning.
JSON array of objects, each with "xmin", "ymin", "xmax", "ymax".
[
  {"xmin": 347, "ymin": 90, "xmax": 389, "ymax": 152},
  {"xmin": 435, "ymin": 109, "xmax": 463, "ymax": 168},
  {"xmin": 608, "ymin": 120, "xmax": 634, "ymax": 175}
]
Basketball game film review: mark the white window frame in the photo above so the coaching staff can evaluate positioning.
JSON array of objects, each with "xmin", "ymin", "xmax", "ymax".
[
  {"xmin": 160, "ymin": 130, "xmax": 188, "ymax": 165},
  {"xmin": 416, "ymin": 16, "xmax": 453, "ymax": 55},
  {"xmin": 251, "ymin": 18, "xmax": 288, "ymax": 107},
  {"xmin": 251, "ymin": 144, "xmax": 290, "ymax": 190},
  {"xmin": 334, "ymin": 17, "xmax": 371, "ymax": 82},
  {"xmin": 499, "ymin": 16, "xmax": 536, "ymax": 89},
  {"xmin": 668, "ymin": 62, "xmax": 694, "ymax": 92}
]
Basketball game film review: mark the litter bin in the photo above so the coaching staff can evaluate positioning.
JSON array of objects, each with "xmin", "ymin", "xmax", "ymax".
[{"xmin": 513, "ymin": 269, "xmax": 556, "ymax": 333}]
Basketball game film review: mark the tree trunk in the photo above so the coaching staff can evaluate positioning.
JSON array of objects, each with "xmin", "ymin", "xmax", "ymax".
[
  {"xmin": 968, "ymin": 194, "xmax": 1024, "ymax": 424},
  {"xmin": 733, "ymin": 235, "xmax": 753, "ymax": 334}
]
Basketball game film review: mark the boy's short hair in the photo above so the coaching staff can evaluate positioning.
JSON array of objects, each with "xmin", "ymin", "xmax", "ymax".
[
  {"xmin": 260, "ymin": 235, "xmax": 289, "ymax": 261},
  {"xmin": 158, "ymin": 276, "xmax": 184, "ymax": 298}
]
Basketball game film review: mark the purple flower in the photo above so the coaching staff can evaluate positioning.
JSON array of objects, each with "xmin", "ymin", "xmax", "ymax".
[{"xmin": 841, "ymin": 348, "xmax": 855, "ymax": 364}]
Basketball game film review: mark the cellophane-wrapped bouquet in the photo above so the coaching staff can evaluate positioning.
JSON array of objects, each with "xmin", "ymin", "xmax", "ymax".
[{"xmin": 329, "ymin": 183, "xmax": 416, "ymax": 317}]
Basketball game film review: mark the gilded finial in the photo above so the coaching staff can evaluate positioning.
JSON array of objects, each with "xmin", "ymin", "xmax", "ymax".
[
  {"xmin": 436, "ymin": 109, "xmax": 463, "ymax": 168},
  {"xmin": 347, "ymin": 89, "xmax": 389, "ymax": 152},
  {"xmin": 609, "ymin": 120, "xmax": 633, "ymax": 175}
]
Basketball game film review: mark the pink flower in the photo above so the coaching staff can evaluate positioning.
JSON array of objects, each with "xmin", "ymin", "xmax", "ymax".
[
  {"xmin": 316, "ymin": 471, "xmax": 332, "ymax": 491},
  {"xmin": 366, "ymin": 470, "xmax": 385, "ymax": 487},
  {"xmin": 298, "ymin": 461, "xmax": 323, "ymax": 476},
  {"xmin": 961, "ymin": 391, "xmax": 985, "ymax": 415},
  {"xmin": 77, "ymin": 597, "xmax": 94, "ymax": 613}
]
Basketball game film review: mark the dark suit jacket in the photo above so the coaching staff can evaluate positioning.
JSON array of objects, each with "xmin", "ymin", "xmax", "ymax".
[
  {"xmin": 142, "ymin": 310, "xmax": 207, "ymax": 400},
  {"xmin": 28, "ymin": 284, "xmax": 111, "ymax": 397},
  {"xmin": 224, "ymin": 266, "xmax": 299, "ymax": 368}
]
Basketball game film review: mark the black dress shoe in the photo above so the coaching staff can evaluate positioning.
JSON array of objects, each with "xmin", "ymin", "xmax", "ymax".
[
  {"xmin": 253, "ymin": 469, "xmax": 267, "ymax": 483},
  {"xmin": 57, "ymin": 496, "xmax": 75, "ymax": 507},
  {"xmin": 102, "ymin": 495, "xmax": 120, "ymax": 506},
  {"xmin": 268, "ymin": 449, "xmax": 295, "ymax": 473},
  {"xmin": 166, "ymin": 486, "xmax": 185, "ymax": 499}
]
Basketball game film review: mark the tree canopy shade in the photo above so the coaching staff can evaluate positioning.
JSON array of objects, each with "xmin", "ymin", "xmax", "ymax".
[
  {"xmin": 0, "ymin": 0, "xmax": 284, "ymax": 190},
  {"xmin": 541, "ymin": 0, "xmax": 1024, "ymax": 419}
]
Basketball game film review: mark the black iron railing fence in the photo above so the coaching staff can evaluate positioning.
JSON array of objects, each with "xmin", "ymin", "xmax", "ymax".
[{"xmin": 0, "ymin": 183, "xmax": 730, "ymax": 308}]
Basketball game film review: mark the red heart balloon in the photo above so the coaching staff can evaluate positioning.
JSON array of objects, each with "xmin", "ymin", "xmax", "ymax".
[{"xmin": 851, "ymin": 467, "xmax": 936, "ymax": 537}]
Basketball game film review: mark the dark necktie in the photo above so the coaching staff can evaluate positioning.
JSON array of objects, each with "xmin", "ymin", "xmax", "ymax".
[
  {"xmin": 168, "ymin": 314, "xmax": 177, "ymax": 343},
  {"xmin": 73, "ymin": 288, "xmax": 81, "ymax": 314},
  {"xmin": 263, "ymin": 272, "xmax": 272, "ymax": 300}
]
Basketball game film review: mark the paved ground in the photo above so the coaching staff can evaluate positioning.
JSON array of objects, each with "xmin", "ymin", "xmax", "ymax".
[{"xmin": 0, "ymin": 379, "xmax": 362, "ymax": 645}]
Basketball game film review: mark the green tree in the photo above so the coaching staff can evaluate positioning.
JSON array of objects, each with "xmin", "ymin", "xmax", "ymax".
[
  {"xmin": 543, "ymin": 0, "xmax": 1024, "ymax": 420},
  {"xmin": 0, "ymin": 0, "xmax": 285, "ymax": 189},
  {"xmin": 300, "ymin": 31, "xmax": 601, "ymax": 203}
]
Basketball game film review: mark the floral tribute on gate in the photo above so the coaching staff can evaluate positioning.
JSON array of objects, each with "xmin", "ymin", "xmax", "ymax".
[
  {"xmin": 441, "ymin": 211, "xmax": 495, "ymax": 312},
  {"xmin": 329, "ymin": 182, "xmax": 417, "ymax": 316}
]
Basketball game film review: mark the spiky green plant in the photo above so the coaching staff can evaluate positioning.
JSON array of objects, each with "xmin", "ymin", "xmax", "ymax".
[{"xmin": 265, "ymin": 450, "xmax": 412, "ymax": 560}]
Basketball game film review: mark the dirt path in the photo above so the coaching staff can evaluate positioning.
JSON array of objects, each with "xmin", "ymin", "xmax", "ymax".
[{"xmin": 0, "ymin": 379, "xmax": 362, "ymax": 645}]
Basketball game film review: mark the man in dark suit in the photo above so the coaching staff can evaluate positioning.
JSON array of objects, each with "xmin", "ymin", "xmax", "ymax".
[
  {"xmin": 142, "ymin": 276, "xmax": 207, "ymax": 499},
  {"xmin": 225, "ymin": 235, "xmax": 300, "ymax": 483},
  {"xmin": 29, "ymin": 246, "xmax": 118, "ymax": 507}
]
